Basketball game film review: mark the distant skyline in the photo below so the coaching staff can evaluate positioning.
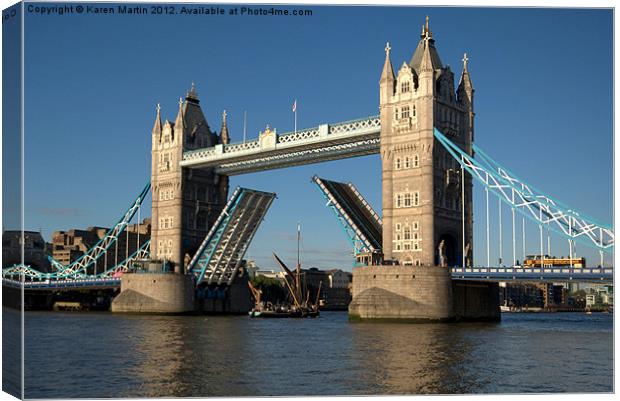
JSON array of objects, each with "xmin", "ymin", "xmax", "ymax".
[{"xmin": 12, "ymin": 5, "xmax": 613, "ymax": 269}]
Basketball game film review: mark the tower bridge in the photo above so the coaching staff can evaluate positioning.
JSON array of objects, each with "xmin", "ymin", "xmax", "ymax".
[{"xmin": 3, "ymin": 17, "xmax": 613, "ymax": 318}]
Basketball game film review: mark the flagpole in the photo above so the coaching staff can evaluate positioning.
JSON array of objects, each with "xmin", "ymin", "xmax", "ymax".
[
  {"xmin": 294, "ymin": 103, "xmax": 297, "ymax": 134},
  {"xmin": 243, "ymin": 110, "xmax": 247, "ymax": 143}
]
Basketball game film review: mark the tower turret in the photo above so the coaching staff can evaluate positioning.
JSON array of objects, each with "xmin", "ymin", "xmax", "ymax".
[
  {"xmin": 380, "ymin": 42, "xmax": 395, "ymax": 104},
  {"xmin": 220, "ymin": 110, "xmax": 230, "ymax": 145},
  {"xmin": 174, "ymin": 97, "xmax": 185, "ymax": 140},
  {"xmin": 457, "ymin": 53, "xmax": 474, "ymax": 110},
  {"xmin": 152, "ymin": 103, "xmax": 162, "ymax": 138},
  {"xmin": 417, "ymin": 29, "xmax": 436, "ymax": 99},
  {"xmin": 457, "ymin": 53, "xmax": 475, "ymax": 146}
]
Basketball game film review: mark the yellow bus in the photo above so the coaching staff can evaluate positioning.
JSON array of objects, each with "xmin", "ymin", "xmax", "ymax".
[{"xmin": 523, "ymin": 254, "xmax": 586, "ymax": 268}]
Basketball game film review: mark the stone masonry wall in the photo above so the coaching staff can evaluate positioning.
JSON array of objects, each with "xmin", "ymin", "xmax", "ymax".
[{"xmin": 349, "ymin": 265, "xmax": 453, "ymax": 321}]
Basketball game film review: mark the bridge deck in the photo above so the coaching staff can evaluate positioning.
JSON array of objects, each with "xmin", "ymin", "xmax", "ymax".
[
  {"xmin": 187, "ymin": 187, "xmax": 276, "ymax": 286},
  {"xmin": 451, "ymin": 267, "xmax": 613, "ymax": 283},
  {"xmin": 313, "ymin": 176, "xmax": 382, "ymax": 253},
  {"xmin": 3, "ymin": 278, "xmax": 121, "ymax": 290},
  {"xmin": 5, "ymin": 265, "xmax": 611, "ymax": 292}
]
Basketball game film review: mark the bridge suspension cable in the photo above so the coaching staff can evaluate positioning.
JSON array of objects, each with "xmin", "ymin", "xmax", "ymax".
[
  {"xmin": 434, "ymin": 128, "xmax": 614, "ymax": 253},
  {"xmin": 46, "ymin": 182, "xmax": 151, "ymax": 278}
]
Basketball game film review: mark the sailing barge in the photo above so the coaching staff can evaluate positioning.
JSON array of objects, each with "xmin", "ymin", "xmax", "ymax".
[{"xmin": 248, "ymin": 225, "xmax": 321, "ymax": 318}]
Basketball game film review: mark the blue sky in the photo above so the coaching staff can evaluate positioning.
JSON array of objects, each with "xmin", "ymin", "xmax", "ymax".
[{"xmin": 17, "ymin": 5, "xmax": 613, "ymax": 269}]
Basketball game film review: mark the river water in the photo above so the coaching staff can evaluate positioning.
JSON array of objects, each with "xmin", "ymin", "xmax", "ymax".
[{"xmin": 10, "ymin": 309, "xmax": 613, "ymax": 397}]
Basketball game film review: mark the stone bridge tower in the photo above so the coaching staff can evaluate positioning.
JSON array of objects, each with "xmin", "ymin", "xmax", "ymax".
[
  {"xmin": 379, "ymin": 17, "xmax": 474, "ymax": 268},
  {"xmin": 349, "ymin": 18, "xmax": 497, "ymax": 322},
  {"xmin": 150, "ymin": 85, "xmax": 229, "ymax": 273}
]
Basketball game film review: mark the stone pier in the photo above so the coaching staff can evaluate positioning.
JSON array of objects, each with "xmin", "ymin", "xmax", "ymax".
[
  {"xmin": 349, "ymin": 265, "xmax": 499, "ymax": 322},
  {"xmin": 111, "ymin": 273, "xmax": 195, "ymax": 314}
]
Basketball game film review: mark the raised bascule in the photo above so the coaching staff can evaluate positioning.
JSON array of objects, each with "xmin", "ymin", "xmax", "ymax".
[{"xmin": 3, "ymin": 18, "xmax": 613, "ymax": 318}]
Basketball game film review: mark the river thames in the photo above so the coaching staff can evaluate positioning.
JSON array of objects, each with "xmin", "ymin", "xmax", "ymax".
[{"xmin": 11, "ymin": 309, "xmax": 613, "ymax": 397}]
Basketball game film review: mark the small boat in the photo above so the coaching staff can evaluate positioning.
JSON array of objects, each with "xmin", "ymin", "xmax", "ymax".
[
  {"xmin": 249, "ymin": 307, "xmax": 319, "ymax": 318},
  {"xmin": 248, "ymin": 223, "xmax": 321, "ymax": 319}
]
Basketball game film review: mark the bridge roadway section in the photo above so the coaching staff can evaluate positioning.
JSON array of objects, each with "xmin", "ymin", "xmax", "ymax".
[
  {"xmin": 312, "ymin": 175, "xmax": 382, "ymax": 254},
  {"xmin": 4, "ymin": 266, "xmax": 612, "ymax": 292}
]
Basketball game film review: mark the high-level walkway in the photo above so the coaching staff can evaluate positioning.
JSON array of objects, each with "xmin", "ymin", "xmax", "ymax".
[{"xmin": 181, "ymin": 116, "xmax": 380, "ymax": 174}]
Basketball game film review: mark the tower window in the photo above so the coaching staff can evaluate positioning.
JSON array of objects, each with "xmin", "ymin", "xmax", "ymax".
[
  {"xmin": 395, "ymin": 158, "xmax": 401, "ymax": 170},
  {"xmin": 413, "ymin": 221, "xmax": 419, "ymax": 230},
  {"xmin": 413, "ymin": 191, "xmax": 420, "ymax": 206},
  {"xmin": 395, "ymin": 194, "xmax": 402, "ymax": 208},
  {"xmin": 413, "ymin": 154, "xmax": 420, "ymax": 167},
  {"xmin": 412, "ymin": 105, "xmax": 416, "ymax": 117},
  {"xmin": 396, "ymin": 223, "xmax": 401, "ymax": 231},
  {"xmin": 401, "ymin": 81, "xmax": 410, "ymax": 93},
  {"xmin": 394, "ymin": 108, "xmax": 399, "ymax": 120},
  {"xmin": 404, "ymin": 193, "xmax": 412, "ymax": 207},
  {"xmin": 401, "ymin": 106, "xmax": 410, "ymax": 119},
  {"xmin": 404, "ymin": 227, "xmax": 411, "ymax": 240},
  {"xmin": 404, "ymin": 157, "xmax": 411, "ymax": 169}
]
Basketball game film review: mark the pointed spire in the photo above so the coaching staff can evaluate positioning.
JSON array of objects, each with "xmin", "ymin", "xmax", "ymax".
[
  {"xmin": 458, "ymin": 52, "xmax": 474, "ymax": 90},
  {"xmin": 419, "ymin": 34, "xmax": 435, "ymax": 73},
  {"xmin": 380, "ymin": 41, "xmax": 395, "ymax": 83},
  {"xmin": 186, "ymin": 82, "xmax": 200, "ymax": 104},
  {"xmin": 152, "ymin": 103, "xmax": 162, "ymax": 135},
  {"xmin": 175, "ymin": 97, "xmax": 185, "ymax": 128},
  {"xmin": 220, "ymin": 110, "xmax": 230, "ymax": 145},
  {"xmin": 458, "ymin": 52, "xmax": 474, "ymax": 107}
]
